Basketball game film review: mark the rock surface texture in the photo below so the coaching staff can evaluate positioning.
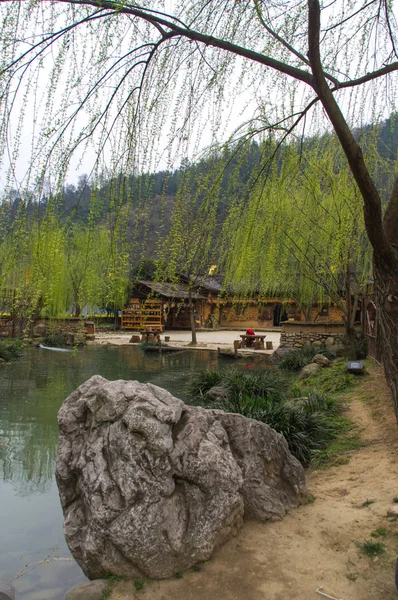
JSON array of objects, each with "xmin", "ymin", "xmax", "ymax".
[
  {"xmin": 298, "ymin": 363, "xmax": 321, "ymax": 380},
  {"xmin": 312, "ymin": 354, "xmax": 331, "ymax": 366},
  {"xmin": 56, "ymin": 376, "xmax": 306, "ymax": 580}
]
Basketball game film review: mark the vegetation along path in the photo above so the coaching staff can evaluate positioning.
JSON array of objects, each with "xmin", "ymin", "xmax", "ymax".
[{"xmin": 108, "ymin": 362, "xmax": 398, "ymax": 600}]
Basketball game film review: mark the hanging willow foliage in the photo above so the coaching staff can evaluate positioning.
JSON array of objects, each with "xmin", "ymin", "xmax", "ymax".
[{"xmin": 218, "ymin": 136, "xmax": 389, "ymax": 324}]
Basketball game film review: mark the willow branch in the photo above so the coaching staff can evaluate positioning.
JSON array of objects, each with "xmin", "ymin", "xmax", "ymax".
[{"xmin": 308, "ymin": 0, "xmax": 394, "ymax": 264}]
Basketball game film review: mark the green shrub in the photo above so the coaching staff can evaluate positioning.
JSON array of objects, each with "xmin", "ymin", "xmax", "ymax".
[
  {"xmin": 42, "ymin": 334, "xmax": 67, "ymax": 348},
  {"xmin": 0, "ymin": 340, "xmax": 22, "ymax": 361}
]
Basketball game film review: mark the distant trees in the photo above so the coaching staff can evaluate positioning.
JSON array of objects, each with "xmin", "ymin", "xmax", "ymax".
[{"xmin": 0, "ymin": 204, "xmax": 130, "ymax": 322}]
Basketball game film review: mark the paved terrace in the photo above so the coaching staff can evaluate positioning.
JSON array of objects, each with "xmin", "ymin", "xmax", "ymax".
[{"xmin": 92, "ymin": 329, "xmax": 281, "ymax": 354}]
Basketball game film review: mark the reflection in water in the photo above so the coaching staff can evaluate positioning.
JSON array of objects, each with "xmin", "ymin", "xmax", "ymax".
[
  {"xmin": 0, "ymin": 346, "xmax": 221, "ymax": 495},
  {"xmin": 0, "ymin": 345, "xmax": 227, "ymax": 599}
]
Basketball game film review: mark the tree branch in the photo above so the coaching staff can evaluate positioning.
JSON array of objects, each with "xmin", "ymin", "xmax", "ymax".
[
  {"xmin": 58, "ymin": 0, "xmax": 314, "ymax": 85},
  {"xmin": 307, "ymin": 0, "xmax": 394, "ymax": 265}
]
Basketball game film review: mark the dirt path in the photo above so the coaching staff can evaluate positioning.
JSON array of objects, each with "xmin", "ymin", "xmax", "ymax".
[{"xmin": 110, "ymin": 363, "xmax": 398, "ymax": 600}]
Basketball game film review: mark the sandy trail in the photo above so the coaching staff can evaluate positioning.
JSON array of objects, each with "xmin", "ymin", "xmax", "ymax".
[{"xmin": 110, "ymin": 363, "xmax": 398, "ymax": 600}]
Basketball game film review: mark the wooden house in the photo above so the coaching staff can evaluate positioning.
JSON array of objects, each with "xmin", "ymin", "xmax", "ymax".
[
  {"xmin": 122, "ymin": 277, "xmax": 354, "ymax": 331},
  {"xmin": 121, "ymin": 280, "xmax": 211, "ymax": 331}
]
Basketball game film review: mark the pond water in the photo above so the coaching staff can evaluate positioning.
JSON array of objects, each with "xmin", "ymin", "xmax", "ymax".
[{"xmin": 0, "ymin": 345, "xmax": 258, "ymax": 599}]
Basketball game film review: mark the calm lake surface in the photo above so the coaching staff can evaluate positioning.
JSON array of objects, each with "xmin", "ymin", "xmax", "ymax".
[{"xmin": 0, "ymin": 345, "xmax": 236, "ymax": 599}]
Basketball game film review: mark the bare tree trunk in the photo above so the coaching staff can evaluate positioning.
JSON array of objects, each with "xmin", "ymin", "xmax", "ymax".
[
  {"xmin": 188, "ymin": 290, "xmax": 197, "ymax": 345},
  {"xmin": 374, "ymin": 259, "xmax": 398, "ymax": 420},
  {"xmin": 308, "ymin": 0, "xmax": 398, "ymax": 421},
  {"xmin": 74, "ymin": 303, "xmax": 81, "ymax": 318}
]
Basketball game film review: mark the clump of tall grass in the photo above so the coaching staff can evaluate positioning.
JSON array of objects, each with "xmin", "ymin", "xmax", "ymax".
[
  {"xmin": 0, "ymin": 340, "xmax": 22, "ymax": 361},
  {"xmin": 278, "ymin": 347, "xmax": 336, "ymax": 371},
  {"xmin": 189, "ymin": 367, "xmax": 345, "ymax": 467},
  {"xmin": 189, "ymin": 367, "xmax": 286, "ymax": 404},
  {"xmin": 216, "ymin": 391, "xmax": 343, "ymax": 466}
]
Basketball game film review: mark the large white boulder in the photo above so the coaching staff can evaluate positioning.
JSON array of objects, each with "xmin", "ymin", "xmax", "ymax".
[{"xmin": 56, "ymin": 376, "xmax": 306, "ymax": 580}]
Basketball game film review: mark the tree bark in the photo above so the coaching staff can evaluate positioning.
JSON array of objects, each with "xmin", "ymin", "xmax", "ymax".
[{"xmin": 373, "ymin": 256, "xmax": 398, "ymax": 420}]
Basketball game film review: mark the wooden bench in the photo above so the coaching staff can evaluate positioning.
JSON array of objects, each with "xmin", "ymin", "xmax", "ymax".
[{"xmin": 240, "ymin": 334, "xmax": 266, "ymax": 349}]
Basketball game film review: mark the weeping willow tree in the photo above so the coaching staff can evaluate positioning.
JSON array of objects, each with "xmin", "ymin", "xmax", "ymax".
[
  {"xmin": 0, "ymin": 206, "xmax": 67, "ymax": 330},
  {"xmin": 221, "ymin": 139, "xmax": 376, "ymax": 335},
  {"xmin": 0, "ymin": 197, "xmax": 131, "ymax": 323},
  {"xmin": 1, "ymin": 0, "xmax": 398, "ymax": 417},
  {"xmin": 156, "ymin": 161, "xmax": 222, "ymax": 344}
]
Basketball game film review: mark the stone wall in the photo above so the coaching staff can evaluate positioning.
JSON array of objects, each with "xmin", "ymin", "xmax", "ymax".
[
  {"xmin": 32, "ymin": 318, "xmax": 88, "ymax": 344},
  {"xmin": 280, "ymin": 322, "xmax": 345, "ymax": 349}
]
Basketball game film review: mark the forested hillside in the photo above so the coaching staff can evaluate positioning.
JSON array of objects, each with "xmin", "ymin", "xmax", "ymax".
[{"xmin": 0, "ymin": 114, "xmax": 396, "ymax": 318}]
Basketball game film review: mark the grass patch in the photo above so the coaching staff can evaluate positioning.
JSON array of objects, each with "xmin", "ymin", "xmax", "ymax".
[
  {"xmin": 0, "ymin": 340, "xmax": 22, "ymax": 361},
  {"xmin": 361, "ymin": 499, "xmax": 375, "ymax": 508},
  {"xmin": 345, "ymin": 573, "xmax": 358, "ymax": 582},
  {"xmin": 371, "ymin": 528, "xmax": 387, "ymax": 538},
  {"xmin": 290, "ymin": 359, "xmax": 356, "ymax": 396},
  {"xmin": 173, "ymin": 572, "xmax": 183, "ymax": 579},
  {"xmin": 310, "ymin": 420, "xmax": 361, "ymax": 468},
  {"xmin": 393, "ymin": 497, "xmax": 398, "ymax": 503},
  {"xmin": 358, "ymin": 540, "xmax": 386, "ymax": 557}
]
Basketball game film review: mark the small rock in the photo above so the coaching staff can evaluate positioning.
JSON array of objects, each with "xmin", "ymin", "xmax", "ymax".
[
  {"xmin": 312, "ymin": 340, "xmax": 322, "ymax": 348},
  {"xmin": 298, "ymin": 363, "xmax": 321, "ymax": 380},
  {"xmin": 325, "ymin": 336, "xmax": 335, "ymax": 347},
  {"xmin": 272, "ymin": 346, "xmax": 296, "ymax": 359},
  {"xmin": 206, "ymin": 385, "xmax": 231, "ymax": 403},
  {"xmin": 66, "ymin": 580, "xmax": 109, "ymax": 600},
  {"xmin": 312, "ymin": 354, "xmax": 330, "ymax": 367},
  {"xmin": 387, "ymin": 505, "xmax": 398, "ymax": 517}
]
